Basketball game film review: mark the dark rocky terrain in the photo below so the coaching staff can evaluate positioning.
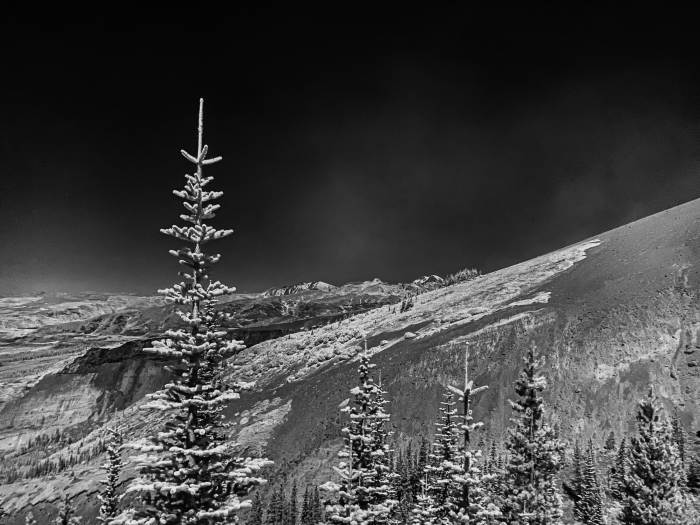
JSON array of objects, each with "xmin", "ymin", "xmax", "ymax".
[{"xmin": 1, "ymin": 198, "xmax": 700, "ymax": 521}]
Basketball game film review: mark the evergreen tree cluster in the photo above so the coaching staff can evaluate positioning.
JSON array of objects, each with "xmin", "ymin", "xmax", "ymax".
[
  {"xmin": 319, "ymin": 344, "xmax": 699, "ymax": 525},
  {"xmin": 388, "ymin": 438, "xmax": 431, "ymax": 523},
  {"xmin": 399, "ymin": 294, "xmax": 415, "ymax": 313},
  {"xmin": 247, "ymin": 483, "xmax": 324, "ymax": 525}
]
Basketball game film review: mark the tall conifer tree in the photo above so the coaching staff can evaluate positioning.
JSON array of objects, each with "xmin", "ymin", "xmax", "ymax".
[
  {"xmin": 578, "ymin": 440, "xmax": 604, "ymax": 525},
  {"xmin": 500, "ymin": 346, "xmax": 565, "ymax": 525},
  {"xmin": 447, "ymin": 345, "xmax": 499, "ymax": 524},
  {"xmin": 619, "ymin": 388, "xmax": 689, "ymax": 525},
  {"xmin": 324, "ymin": 351, "xmax": 396, "ymax": 524},
  {"xmin": 425, "ymin": 392, "xmax": 462, "ymax": 522},
  {"xmin": 127, "ymin": 99, "xmax": 271, "ymax": 524}
]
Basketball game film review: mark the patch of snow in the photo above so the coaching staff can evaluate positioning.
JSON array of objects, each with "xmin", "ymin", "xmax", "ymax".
[
  {"xmin": 507, "ymin": 291, "xmax": 551, "ymax": 308},
  {"xmin": 235, "ymin": 398, "xmax": 292, "ymax": 454}
]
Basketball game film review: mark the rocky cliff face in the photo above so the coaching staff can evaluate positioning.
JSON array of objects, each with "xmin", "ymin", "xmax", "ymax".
[
  {"xmin": 2, "ymin": 198, "xmax": 700, "ymax": 521},
  {"xmin": 0, "ymin": 340, "xmax": 174, "ymax": 449}
]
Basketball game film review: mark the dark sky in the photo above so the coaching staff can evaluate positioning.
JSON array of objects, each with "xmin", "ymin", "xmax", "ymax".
[{"xmin": 2, "ymin": 7, "xmax": 700, "ymax": 295}]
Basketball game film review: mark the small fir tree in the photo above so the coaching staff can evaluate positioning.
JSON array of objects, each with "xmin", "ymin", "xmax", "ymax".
[
  {"xmin": 609, "ymin": 437, "xmax": 627, "ymax": 501},
  {"xmin": 671, "ymin": 410, "xmax": 686, "ymax": 465},
  {"xmin": 98, "ymin": 428, "xmax": 123, "ymax": 524},
  {"xmin": 500, "ymin": 346, "xmax": 565, "ymax": 525}
]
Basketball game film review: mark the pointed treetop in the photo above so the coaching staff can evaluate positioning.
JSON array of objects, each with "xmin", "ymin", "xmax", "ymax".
[
  {"xmin": 447, "ymin": 343, "xmax": 487, "ymax": 398},
  {"xmin": 198, "ymin": 97, "xmax": 204, "ymax": 154},
  {"xmin": 180, "ymin": 98, "xmax": 222, "ymax": 166}
]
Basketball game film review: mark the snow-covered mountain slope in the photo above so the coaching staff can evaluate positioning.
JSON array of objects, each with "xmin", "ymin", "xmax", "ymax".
[
  {"xmin": 2, "ymin": 197, "xmax": 700, "ymax": 521},
  {"xmin": 225, "ymin": 197, "xmax": 700, "ymax": 490}
]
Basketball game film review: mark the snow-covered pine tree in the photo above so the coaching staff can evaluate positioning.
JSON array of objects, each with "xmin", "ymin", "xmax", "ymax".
[
  {"xmin": 571, "ymin": 441, "xmax": 585, "ymax": 522},
  {"xmin": 325, "ymin": 350, "xmax": 396, "ymax": 524},
  {"xmin": 608, "ymin": 437, "xmax": 627, "ymax": 501},
  {"xmin": 577, "ymin": 440, "xmax": 603, "ymax": 525},
  {"xmin": 485, "ymin": 441, "xmax": 497, "ymax": 476},
  {"xmin": 127, "ymin": 99, "xmax": 271, "ymax": 524},
  {"xmin": 411, "ymin": 481, "xmax": 438, "ymax": 525},
  {"xmin": 500, "ymin": 345, "xmax": 565, "ymax": 525},
  {"xmin": 98, "ymin": 428, "xmax": 123, "ymax": 524},
  {"xmin": 619, "ymin": 387, "xmax": 688, "ymax": 525},
  {"xmin": 421, "ymin": 391, "xmax": 462, "ymax": 523},
  {"xmin": 672, "ymin": 410, "xmax": 686, "ymax": 466},
  {"xmin": 446, "ymin": 345, "xmax": 500, "ymax": 524}
]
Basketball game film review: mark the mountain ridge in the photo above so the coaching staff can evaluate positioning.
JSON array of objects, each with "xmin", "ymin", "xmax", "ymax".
[{"xmin": 1, "ymin": 197, "xmax": 700, "ymax": 521}]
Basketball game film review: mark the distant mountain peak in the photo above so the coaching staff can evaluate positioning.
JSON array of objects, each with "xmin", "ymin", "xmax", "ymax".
[{"xmin": 262, "ymin": 281, "xmax": 336, "ymax": 297}]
